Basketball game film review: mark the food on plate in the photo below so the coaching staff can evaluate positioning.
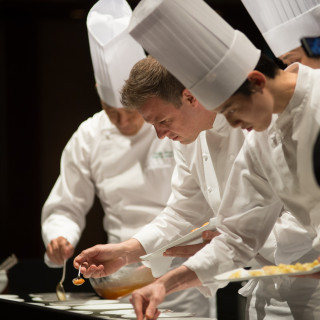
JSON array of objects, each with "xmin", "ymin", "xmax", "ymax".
[
  {"xmin": 73, "ymin": 278, "xmax": 85, "ymax": 286},
  {"xmin": 229, "ymin": 259, "xmax": 320, "ymax": 279},
  {"xmin": 191, "ymin": 222, "xmax": 209, "ymax": 232},
  {"xmin": 229, "ymin": 270, "xmax": 242, "ymax": 279}
]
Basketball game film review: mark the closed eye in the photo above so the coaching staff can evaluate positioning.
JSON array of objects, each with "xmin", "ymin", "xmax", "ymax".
[
  {"xmin": 159, "ymin": 119, "xmax": 170, "ymax": 125},
  {"xmin": 226, "ymin": 108, "xmax": 236, "ymax": 115}
]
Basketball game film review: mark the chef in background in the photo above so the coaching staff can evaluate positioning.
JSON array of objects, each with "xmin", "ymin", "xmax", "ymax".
[{"xmin": 41, "ymin": 0, "xmax": 211, "ymax": 315}]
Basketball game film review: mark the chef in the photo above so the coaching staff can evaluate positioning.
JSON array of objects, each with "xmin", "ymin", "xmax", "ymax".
[
  {"xmin": 75, "ymin": 57, "xmax": 290, "ymax": 320},
  {"xmin": 219, "ymin": 1, "xmax": 320, "ymax": 318},
  {"xmin": 241, "ymin": 0, "xmax": 320, "ymax": 197},
  {"xmin": 41, "ymin": 0, "xmax": 211, "ymax": 315},
  {"xmin": 116, "ymin": 0, "xmax": 320, "ymax": 318}
]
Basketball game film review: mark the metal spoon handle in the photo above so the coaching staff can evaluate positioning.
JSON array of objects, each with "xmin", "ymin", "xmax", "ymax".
[
  {"xmin": 61, "ymin": 259, "xmax": 67, "ymax": 283},
  {"xmin": 77, "ymin": 264, "xmax": 81, "ymax": 278}
]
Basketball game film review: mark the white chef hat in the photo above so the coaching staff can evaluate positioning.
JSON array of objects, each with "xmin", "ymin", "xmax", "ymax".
[
  {"xmin": 87, "ymin": 0, "xmax": 146, "ymax": 108},
  {"xmin": 241, "ymin": 0, "xmax": 320, "ymax": 57},
  {"xmin": 128, "ymin": 0, "xmax": 261, "ymax": 111}
]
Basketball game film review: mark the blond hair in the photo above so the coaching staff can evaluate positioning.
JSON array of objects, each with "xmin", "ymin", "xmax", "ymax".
[{"xmin": 121, "ymin": 56, "xmax": 185, "ymax": 109}]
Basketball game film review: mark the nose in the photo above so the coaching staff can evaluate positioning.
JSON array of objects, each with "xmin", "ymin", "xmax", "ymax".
[
  {"xmin": 225, "ymin": 114, "xmax": 241, "ymax": 129},
  {"xmin": 118, "ymin": 112, "xmax": 130, "ymax": 127},
  {"xmin": 154, "ymin": 125, "xmax": 169, "ymax": 139}
]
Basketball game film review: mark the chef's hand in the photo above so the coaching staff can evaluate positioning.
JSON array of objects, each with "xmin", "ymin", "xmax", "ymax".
[
  {"xmin": 130, "ymin": 282, "xmax": 163, "ymax": 320},
  {"xmin": 73, "ymin": 238, "xmax": 145, "ymax": 278},
  {"xmin": 46, "ymin": 236, "xmax": 74, "ymax": 265},
  {"xmin": 163, "ymin": 230, "xmax": 220, "ymax": 258},
  {"xmin": 130, "ymin": 265, "xmax": 200, "ymax": 320}
]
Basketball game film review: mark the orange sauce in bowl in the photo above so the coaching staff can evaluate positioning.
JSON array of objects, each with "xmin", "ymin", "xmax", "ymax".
[{"xmin": 94, "ymin": 282, "xmax": 152, "ymax": 300}]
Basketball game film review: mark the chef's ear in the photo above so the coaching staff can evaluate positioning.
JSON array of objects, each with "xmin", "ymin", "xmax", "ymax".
[
  {"xmin": 182, "ymin": 89, "xmax": 198, "ymax": 106},
  {"xmin": 247, "ymin": 70, "xmax": 266, "ymax": 93}
]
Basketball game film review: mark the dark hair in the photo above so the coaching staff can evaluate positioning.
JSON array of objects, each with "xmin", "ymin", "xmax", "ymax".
[
  {"xmin": 234, "ymin": 54, "xmax": 280, "ymax": 96},
  {"xmin": 314, "ymin": 131, "xmax": 320, "ymax": 186}
]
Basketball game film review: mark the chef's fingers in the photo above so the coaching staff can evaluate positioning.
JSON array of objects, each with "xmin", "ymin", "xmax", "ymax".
[
  {"xmin": 47, "ymin": 237, "xmax": 70, "ymax": 265},
  {"xmin": 73, "ymin": 246, "xmax": 98, "ymax": 268},
  {"xmin": 163, "ymin": 243, "xmax": 208, "ymax": 257},
  {"xmin": 74, "ymin": 243, "xmax": 108, "ymax": 265},
  {"xmin": 145, "ymin": 301, "xmax": 160, "ymax": 320},
  {"xmin": 56, "ymin": 237, "xmax": 74, "ymax": 261},
  {"xmin": 202, "ymin": 230, "xmax": 220, "ymax": 240},
  {"xmin": 62, "ymin": 241, "xmax": 74, "ymax": 260},
  {"xmin": 130, "ymin": 292, "xmax": 147, "ymax": 320},
  {"xmin": 83, "ymin": 264, "xmax": 106, "ymax": 278}
]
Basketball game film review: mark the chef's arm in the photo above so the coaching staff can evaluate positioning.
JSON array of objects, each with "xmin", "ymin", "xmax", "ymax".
[
  {"xmin": 42, "ymin": 125, "xmax": 96, "ymax": 267},
  {"xmin": 74, "ymin": 238, "xmax": 146, "ymax": 278},
  {"xmin": 163, "ymin": 229, "xmax": 221, "ymax": 258}
]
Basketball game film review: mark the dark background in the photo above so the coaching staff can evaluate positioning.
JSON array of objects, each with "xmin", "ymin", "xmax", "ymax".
[{"xmin": 0, "ymin": 0, "xmax": 269, "ymax": 317}]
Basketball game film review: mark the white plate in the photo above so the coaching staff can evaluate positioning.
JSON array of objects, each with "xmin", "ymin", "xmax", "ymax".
[
  {"xmin": 140, "ymin": 218, "xmax": 217, "ymax": 261},
  {"xmin": 73, "ymin": 303, "xmax": 133, "ymax": 311},
  {"xmin": 0, "ymin": 294, "xmax": 24, "ymax": 302},
  {"xmin": 27, "ymin": 302, "xmax": 46, "ymax": 307},
  {"xmin": 100, "ymin": 308, "xmax": 170, "ymax": 316},
  {"xmin": 0, "ymin": 294, "xmax": 19, "ymax": 299},
  {"xmin": 45, "ymin": 305, "xmax": 71, "ymax": 310},
  {"xmin": 215, "ymin": 264, "xmax": 320, "ymax": 282},
  {"xmin": 68, "ymin": 310, "xmax": 93, "ymax": 314},
  {"xmin": 1, "ymin": 297, "xmax": 24, "ymax": 302},
  {"xmin": 121, "ymin": 312, "xmax": 194, "ymax": 319},
  {"xmin": 49, "ymin": 299, "xmax": 119, "ymax": 306},
  {"xmin": 101, "ymin": 309, "xmax": 135, "ymax": 316},
  {"xmin": 29, "ymin": 292, "xmax": 97, "ymax": 303}
]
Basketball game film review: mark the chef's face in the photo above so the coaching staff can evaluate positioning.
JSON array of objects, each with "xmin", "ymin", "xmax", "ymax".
[
  {"xmin": 279, "ymin": 46, "xmax": 320, "ymax": 69},
  {"xmin": 101, "ymin": 101, "xmax": 144, "ymax": 136},
  {"xmin": 215, "ymin": 72, "xmax": 274, "ymax": 132},
  {"xmin": 139, "ymin": 89, "xmax": 214, "ymax": 144}
]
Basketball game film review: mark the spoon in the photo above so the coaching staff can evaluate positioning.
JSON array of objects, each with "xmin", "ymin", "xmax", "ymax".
[
  {"xmin": 72, "ymin": 264, "xmax": 85, "ymax": 286},
  {"xmin": 56, "ymin": 259, "xmax": 67, "ymax": 301}
]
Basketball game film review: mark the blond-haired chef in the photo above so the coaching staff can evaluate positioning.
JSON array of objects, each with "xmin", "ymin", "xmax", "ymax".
[{"xmin": 41, "ymin": 0, "xmax": 211, "ymax": 315}]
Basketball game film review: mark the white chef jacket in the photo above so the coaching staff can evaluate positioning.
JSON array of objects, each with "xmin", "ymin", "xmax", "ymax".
[
  {"xmin": 241, "ymin": 211, "xmax": 320, "ymax": 319},
  {"xmin": 183, "ymin": 63, "xmax": 320, "ymax": 296},
  {"xmin": 133, "ymin": 114, "xmax": 246, "ymax": 277},
  {"xmin": 42, "ymin": 110, "xmax": 175, "ymax": 252}
]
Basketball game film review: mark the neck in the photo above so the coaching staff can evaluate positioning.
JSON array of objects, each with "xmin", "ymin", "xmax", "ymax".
[
  {"xmin": 202, "ymin": 109, "xmax": 217, "ymax": 130},
  {"xmin": 269, "ymin": 68, "xmax": 298, "ymax": 114}
]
